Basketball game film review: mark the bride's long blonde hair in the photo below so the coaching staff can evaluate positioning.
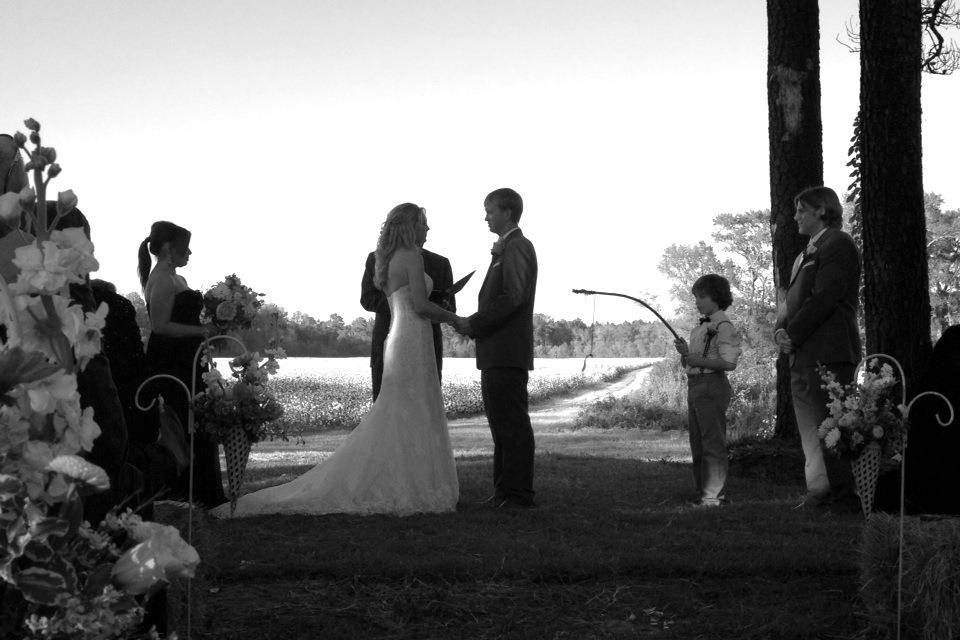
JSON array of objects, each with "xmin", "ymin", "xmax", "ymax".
[{"xmin": 374, "ymin": 203, "xmax": 425, "ymax": 290}]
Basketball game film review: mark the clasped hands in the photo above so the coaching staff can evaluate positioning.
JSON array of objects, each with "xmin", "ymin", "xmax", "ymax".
[
  {"xmin": 450, "ymin": 316, "xmax": 472, "ymax": 336},
  {"xmin": 773, "ymin": 328, "xmax": 793, "ymax": 354}
]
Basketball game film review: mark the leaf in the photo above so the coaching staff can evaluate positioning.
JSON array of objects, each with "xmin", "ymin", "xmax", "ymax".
[
  {"xmin": 22, "ymin": 540, "xmax": 54, "ymax": 563},
  {"xmin": 29, "ymin": 516, "xmax": 70, "ymax": 542},
  {"xmin": 82, "ymin": 564, "xmax": 114, "ymax": 598},
  {"xmin": 0, "ymin": 475, "xmax": 25, "ymax": 501},
  {"xmin": 0, "ymin": 348, "xmax": 60, "ymax": 401},
  {"xmin": 15, "ymin": 563, "xmax": 77, "ymax": 604},
  {"xmin": 57, "ymin": 490, "xmax": 84, "ymax": 537}
]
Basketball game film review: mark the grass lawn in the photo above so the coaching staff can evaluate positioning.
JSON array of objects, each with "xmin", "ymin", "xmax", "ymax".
[{"xmin": 166, "ymin": 431, "xmax": 870, "ymax": 640}]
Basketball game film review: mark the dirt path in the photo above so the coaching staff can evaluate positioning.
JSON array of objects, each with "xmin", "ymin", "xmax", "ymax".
[{"xmin": 246, "ymin": 362, "xmax": 690, "ymax": 469}]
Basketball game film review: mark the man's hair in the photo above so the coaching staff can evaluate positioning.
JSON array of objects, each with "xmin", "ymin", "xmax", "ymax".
[
  {"xmin": 485, "ymin": 188, "xmax": 523, "ymax": 223},
  {"xmin": 691, "ymin": 274, "xmax": 733, "ymax": 310},
  {"xmin": 794, "ymin": 186, "xmax": 843, "ymax": 228}
]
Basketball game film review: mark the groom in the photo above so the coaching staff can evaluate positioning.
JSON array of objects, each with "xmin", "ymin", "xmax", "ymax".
[{"xmin": 455, "ymin": 188, "xmax": 538, "ymax": 508}]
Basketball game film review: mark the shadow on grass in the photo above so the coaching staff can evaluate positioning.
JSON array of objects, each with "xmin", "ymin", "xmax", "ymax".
[{"xmin": 167, "ymin": 450, "xmax": 870, "ymax": 640}]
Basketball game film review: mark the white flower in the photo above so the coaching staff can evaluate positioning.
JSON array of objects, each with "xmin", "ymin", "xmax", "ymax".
[
  {"xmin": 824, "ymin": 428, "xmax": 841, "ymax": 448},
  {"xmin": 818, "ymin": 417, "xmax": 837, "ymax": 437},
  {"xmin": 112, "ymin": 525, "xmax": 200, "ymax": 594},
  {"xmin": 838, "ymin": 412, "xmax": 858, "ymax": 428},
  {"xmin": 22, "ymin": 371, "xmax": 77, "ymax": 415},
  {"xmin": 74, "ymin": 302, "xmax": 108, "ymax": 367},
  {"xmin": 46, "ymin": 454, "xmax": 110, "ymax": 490},
  {"xmin": 0, "ymin": 405, "xmax": 31, "ymax": 450},
  {"xmin": 0, "ymin": 191, "xmax": 23, "ymax": 224},
  {"xmin": 871, "ymin": 426, "xmax": 884, "ymax": 439},
  {"xmin": 216, "ymin": 301, "xmax": 237, "ymax": 322}
]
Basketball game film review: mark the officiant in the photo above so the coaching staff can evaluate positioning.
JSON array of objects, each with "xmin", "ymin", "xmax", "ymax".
[{"xmin": 360, "ymin": 220, "xmax": 455, "ymax": 400}]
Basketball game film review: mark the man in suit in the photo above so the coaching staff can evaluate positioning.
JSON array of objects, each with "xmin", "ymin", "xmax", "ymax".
[
  {"xmin": 455, "ymin": 188, "xmax": 538, "ymax": 509},
  {"xmin": 774, "ymin": 186, "xmax": 861, "ymax": 509},
  {"xmin": 360, "ymin": 232, "xmax": 455, "ymax": 401}
]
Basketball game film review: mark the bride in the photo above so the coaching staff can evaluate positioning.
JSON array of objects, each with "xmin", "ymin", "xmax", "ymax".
[{"xmin": 212, "ymin": 204, "xmax": 461, "ymax": 517}]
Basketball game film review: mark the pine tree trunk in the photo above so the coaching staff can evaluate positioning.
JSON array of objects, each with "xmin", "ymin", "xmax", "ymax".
[
  {"xmin": 860, "ymin": 0, "xmax": 931, "ymax": 391},
  {"xmin": 767, "ymin": 0, "xmax": 822, "ymax": 439}
]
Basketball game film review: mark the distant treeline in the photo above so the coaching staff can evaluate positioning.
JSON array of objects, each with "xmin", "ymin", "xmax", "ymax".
[{"xmin": 123, "ymin": 294, "xmax": 673, "ymax": 359}]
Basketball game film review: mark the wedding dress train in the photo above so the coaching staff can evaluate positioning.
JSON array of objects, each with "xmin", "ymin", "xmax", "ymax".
[{"xmin": 211, "ymin": 273, "xmax": 459, "ymax": 517}]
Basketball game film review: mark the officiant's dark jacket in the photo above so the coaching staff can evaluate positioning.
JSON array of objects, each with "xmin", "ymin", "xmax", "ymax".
[
  {"xmin": 469, "ymin": 229, "xmax": 537, "ymax": 370},
  {"xmin": 360, "ymin": 249, "xmax": 454, "ymax": 379},
  {"xmin": 776, "ymin": 226, "xmax": 861, "ymax": 368}
]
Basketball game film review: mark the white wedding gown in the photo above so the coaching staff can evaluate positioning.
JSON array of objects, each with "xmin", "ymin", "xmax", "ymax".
[{"xmin": 211, "ymin": 273, "xmax": 459, "ymax": 517}]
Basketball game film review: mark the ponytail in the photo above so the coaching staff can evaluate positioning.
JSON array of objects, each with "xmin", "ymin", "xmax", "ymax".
[{"xmin": 137, "ymin": 237, "xmax": 152, "ymax": 289}]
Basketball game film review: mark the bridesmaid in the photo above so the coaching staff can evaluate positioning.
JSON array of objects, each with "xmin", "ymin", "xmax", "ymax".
[{"xmin": 138, "ymin": 221, "xmax": 225, "ymax": 508}]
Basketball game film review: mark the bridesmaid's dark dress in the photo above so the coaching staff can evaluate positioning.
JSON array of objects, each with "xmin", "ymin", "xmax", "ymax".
[{"xmin": 145, "ymin": 290, "xmax": 226, "ymax": 508}]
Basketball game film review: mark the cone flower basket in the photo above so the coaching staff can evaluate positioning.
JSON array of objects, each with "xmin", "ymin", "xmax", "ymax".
[
  {"xmin": 852, "ymin": 441, "xmax": 881, "ymax": 517},
  {"xmin": 222, "ymin": 427, "xmax": 252, "ymax": 516}
]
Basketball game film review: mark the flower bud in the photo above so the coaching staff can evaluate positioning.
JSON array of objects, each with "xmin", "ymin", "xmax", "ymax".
[
  {"xmin": 24, "ymin": 118, "xmax": 40, "ymax": 132},
  {"xmin": 57, "ymin": 189, "xmax": 78, "ymax": 215},
  {"xmin": 18, "ymin": 187, "xmax": 36, "ymax": 207},
  {"xmin": 29, "ymin": 131, "xmax": 40, "ymax": 145},
  {"xmin": 13, "ymin": 131, "xmax": 27, "ymax": 146},
  {"xmin": 39, "ymin": 146, "xmax": 57, "ymax": 163},
  {"xmin": 47, "ymin": 163, "xmax": 62, "ymax": 179}
]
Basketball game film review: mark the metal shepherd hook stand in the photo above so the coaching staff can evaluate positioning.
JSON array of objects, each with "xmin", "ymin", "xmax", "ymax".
[
  {"xmin": 855, "ymin": 354, "xmax": 954, "ymax": 640},
  {"xmin": 134, "ymin": 334, "xmax": 249, "ymax": 640},
  {"xmin": 572, "ymin": 289, "xmax": 681, "ymax": 340}
]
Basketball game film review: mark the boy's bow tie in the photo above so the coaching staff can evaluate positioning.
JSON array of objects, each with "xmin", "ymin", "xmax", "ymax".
[{"xmin": 699, "ymin": 316, "xmax": 712, "ymax": 325}]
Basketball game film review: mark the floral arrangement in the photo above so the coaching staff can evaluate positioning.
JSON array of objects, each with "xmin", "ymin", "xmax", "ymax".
[
  {"xmin": 193, "ymin": 347, "xmax": 286, "ymax": 443},
  {"xmin": 201, "ymin": 274, "xmax": 262, "ymax": 334},
  {"xmin": 817, "ymin": 359, "xmax": 906, "ymax": 459},
  {"xmin": 1, "ymin": 118, "xmax": 195, "ymax": 638}
]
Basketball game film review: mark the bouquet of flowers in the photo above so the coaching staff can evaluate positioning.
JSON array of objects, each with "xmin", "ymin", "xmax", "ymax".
[
  {"xmin": 817, "ymin": 358, "xmax": 907, "ymax": 517},
  {"xmin": 201, "ymin": 274, "xmax": 263, "ymax": 334},
  {"xmin": 192, "ymin": 348, "xmax": 285, "ymax": 515},
  {"xmin": 1, "ymin": 118, "xmax": 195, "ymax": 638},
  {"xmin": 192, "ymin": 348, "xmax": 286, "ymax": 444},
  {"xmin": 817, "ymin": 359, "xmax": 906, "ymax": 460}
]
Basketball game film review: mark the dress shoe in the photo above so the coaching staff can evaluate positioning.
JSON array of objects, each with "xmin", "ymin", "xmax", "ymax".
[
  {"xmin": 794, "ymin": 492, "xmax": 830, "ymax": 509},
  {"xmin": 496, "ymin": 498, "xmax": 537, "ymax": 509},
  {"xmin": 477, "ymin": 494, "xmax": 504, "ymax": 506},
  {"xmin": 691, "ymin": 499, "xmax": 721, "ymax": 509}
]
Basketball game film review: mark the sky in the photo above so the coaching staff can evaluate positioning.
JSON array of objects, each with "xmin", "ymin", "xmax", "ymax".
[{"xmin": 4, "ymin": 1, "xmax": 959, "ymax": 323}]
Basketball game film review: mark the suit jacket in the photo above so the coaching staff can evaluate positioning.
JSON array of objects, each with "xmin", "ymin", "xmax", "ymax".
[
  {"xmin": 469, "ymin": 229, "xmax": 537, "ymax": 370},
  {"xmin": 360, "ymin": 248, "xmax": 454, "ymax": 371},
  {"xmin": 776, "ymin": 226, "xmax": 862, "ymax": 368}
]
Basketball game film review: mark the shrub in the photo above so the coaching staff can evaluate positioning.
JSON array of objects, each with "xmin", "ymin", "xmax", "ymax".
[{"xmin": 575, "ymin": 348, "xmax": 776, "ymax": 441}]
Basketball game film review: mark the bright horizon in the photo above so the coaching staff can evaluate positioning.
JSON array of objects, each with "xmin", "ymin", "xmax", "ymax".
[{"xmin": 5, "ymin": 1, "xmax": 959, "ymax": 324}]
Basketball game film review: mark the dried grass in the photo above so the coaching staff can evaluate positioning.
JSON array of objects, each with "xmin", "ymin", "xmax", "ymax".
[{"xmin": 860, "ymin": 513, "xmax": 960, "ymax": 640}]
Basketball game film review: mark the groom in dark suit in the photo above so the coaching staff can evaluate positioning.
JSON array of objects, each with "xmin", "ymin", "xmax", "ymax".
[
  {"xmin": 455, "ymin": 188, "xmax": 538, "ymax": 508},
  {"xmin": 775, "ymin": 186, "xmax": 861, "ymax": 509},
  {"xmin": 360, "ymin": 234, "xmax": 455, "ymax": 401}
]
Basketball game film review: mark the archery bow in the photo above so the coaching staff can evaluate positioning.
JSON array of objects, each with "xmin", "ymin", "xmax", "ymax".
[{"xmin": 572, "ymin": 289, "xmax": 681, "ymax": 341}]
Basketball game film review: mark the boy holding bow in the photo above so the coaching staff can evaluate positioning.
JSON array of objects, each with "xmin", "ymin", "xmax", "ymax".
[{"xmin": 674, "ymin": 274, "xmax": 742, "ymax": 507}]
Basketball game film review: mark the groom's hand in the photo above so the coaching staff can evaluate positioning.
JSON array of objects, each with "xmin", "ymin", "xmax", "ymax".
[{"xmin": 453, "ymin": 316, "xmax": 472, "ymax": 335}]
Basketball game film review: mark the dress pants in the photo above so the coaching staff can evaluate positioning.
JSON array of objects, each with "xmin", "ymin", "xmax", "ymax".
[
  {"xmin": 790, "ymin": 363, "xmax": 855, "ymax": 497},
  {"xmin": 481, "ymin": 367, "xmax": 535, "ymax": 504},
  {"xmin": 687, "ymin": 373, "xmax": 732, "ymax": 503}
]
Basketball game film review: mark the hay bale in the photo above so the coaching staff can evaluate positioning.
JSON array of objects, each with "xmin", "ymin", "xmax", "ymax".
[
  {"xmin": 860, "ymin": 513, "xmax": 960, "ymax": 639},
  {"xmin": 154, "ymin": 502, "xmax": 218, "ymax": 637}
]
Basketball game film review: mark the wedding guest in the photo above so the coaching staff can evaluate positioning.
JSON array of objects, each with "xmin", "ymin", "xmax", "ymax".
[
  {"xmin": 774, "ymin": 186, "xmax": 861, "ymax": 509},
  {"xmin": 139, "ymin": 221, "xmax": 225, "ymax": 509},
  {"xmin": 51, "ymin": 206, "xmax": 131, "ymax": 525},
  {"xmin": 875, "ymin": 326, "xmax": 960, "ymax": 514},
  {"xmin": 674, "ymin": 274, "xmax": 741, "ymax": 507},
  {"xmin": 360, "ymin": 214, "xmax": 455, "ymax": 401}
]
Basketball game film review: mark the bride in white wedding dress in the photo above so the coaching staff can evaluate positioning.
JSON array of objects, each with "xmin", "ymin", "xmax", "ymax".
[{"xmin": 211, "ymin": 204, "xmax": 460, "ymax": 517}]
